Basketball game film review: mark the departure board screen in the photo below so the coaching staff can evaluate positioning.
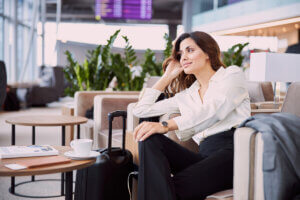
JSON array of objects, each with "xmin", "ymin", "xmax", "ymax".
[{"xmin": 95, "ymin": 0, "xmax": 152, "ymax": 20}]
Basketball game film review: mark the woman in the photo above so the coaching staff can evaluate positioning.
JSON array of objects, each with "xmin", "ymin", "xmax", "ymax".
[{"xmin": 133, "ymin": 31, "xmax": 250, "ymax": 200}]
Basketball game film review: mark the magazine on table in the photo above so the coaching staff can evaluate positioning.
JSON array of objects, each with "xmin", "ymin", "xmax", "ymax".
[{"xmin": 0, "ymin": 145, "xmax": 58, "ymax": 159}]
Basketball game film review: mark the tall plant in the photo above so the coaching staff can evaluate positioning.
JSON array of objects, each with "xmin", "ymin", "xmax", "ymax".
[
  {"xmin": 63, "ymin": 30, "xmax": 120, "ymax": 96},
  {"xmin": 64, "ymin": 31, "xmax": 173, "ymax": 95},
  {"xmin": 140, "ymin": 33, "xmax": 173, "ymax": 78},
  {"xmin": 95, "ymin": 30, "xmax": 120, "ymax": 90},
  {"xmin": 223, "ymin": 42, "xmax": 249, "ymax": 67}
]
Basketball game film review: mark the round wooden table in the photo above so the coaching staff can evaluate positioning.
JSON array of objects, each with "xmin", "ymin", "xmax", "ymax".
[
  {"xmin": 5, "ymin": 115, "xmax": 88, "ymax": 197},
  {"xmin": 6, "ymin": 115, "xmax": 88, "ymax": 146},
  {"xmin": 0, "ymin": 146, "xmax": 96, "ymax": 200}
]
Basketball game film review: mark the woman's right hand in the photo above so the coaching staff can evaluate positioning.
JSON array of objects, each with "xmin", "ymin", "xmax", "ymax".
[
  {"xmin": 152, "ymin": 59, "xmax": 183, "ymax": 91},
  {"xmin": 163, "ymin": 59, "xmax": 184, "ymax": 81}
]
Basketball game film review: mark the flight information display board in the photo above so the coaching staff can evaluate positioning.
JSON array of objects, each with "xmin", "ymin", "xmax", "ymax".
[{"xmin": 95, "ymin": 0, "xmax": 152, "ymax": 20}]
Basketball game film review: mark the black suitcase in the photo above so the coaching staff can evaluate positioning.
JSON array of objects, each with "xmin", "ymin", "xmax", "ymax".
[{"xmin": 75, "ymin": 110, "xmax": 134, "ymax": 200}]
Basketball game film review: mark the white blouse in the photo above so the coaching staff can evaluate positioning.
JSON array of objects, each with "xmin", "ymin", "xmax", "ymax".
[{"xmin": 133, "ymin": 66, "xmax": 251, "ymax": 144}]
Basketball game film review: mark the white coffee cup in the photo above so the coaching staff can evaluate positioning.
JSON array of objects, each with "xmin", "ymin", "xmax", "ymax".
[{"xmin": 70, "ymin": 139, "xmax": 92, "ymax": 156}]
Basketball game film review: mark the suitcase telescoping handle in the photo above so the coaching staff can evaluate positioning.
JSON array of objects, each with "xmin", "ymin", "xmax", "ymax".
[{"xmin": 108, "ymin": 110, "xmax": 127, "ymax": 154}]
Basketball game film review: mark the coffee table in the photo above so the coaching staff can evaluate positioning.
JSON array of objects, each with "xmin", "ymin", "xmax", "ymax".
[
  {"xmin": 5, "ymin": 115, "xmax": 88, "ymax": 195},
  {"xmin": 0, "ymin": 146, "xmax": 96, "ymax": 200}
]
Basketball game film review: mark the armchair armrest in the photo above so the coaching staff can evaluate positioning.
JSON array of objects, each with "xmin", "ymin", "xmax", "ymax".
[
  {"xmin": 93, "ymin": 94, "xmax": 139, "ymax": 149},
  {"xmin": 127, "ymin": 102, "xmax": 139, "ymax": 132},
  {"xmin": 233, "ymin": 127, "xmax": 265, "ymax": 200},
  {"xmin": 74, "ymin": 91, "xmax": 139, "ymax": 117}
]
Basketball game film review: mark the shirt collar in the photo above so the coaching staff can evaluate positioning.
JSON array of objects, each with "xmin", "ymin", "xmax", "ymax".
[{"xmin": 188, "ymin": 66, "xmax": 226, "ymax": 92}]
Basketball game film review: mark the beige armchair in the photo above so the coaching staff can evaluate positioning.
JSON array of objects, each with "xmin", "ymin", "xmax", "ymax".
[
  {"xmin": 246, "ymin": 81, "xmax": 274, "ymax": 103},
  {"xmin": 74, "ymin": 91, "xmax": 139, "ymax": 142},
  {"xmin": 74, "ymin": 76, "xmax": 162, "ymax": 148},
  {"xmin": 93, "ymin": 94, "xmax": 138, "ymax": 149},
  {"xmin": 234, "ymin": 82, "xmax": 300, "ymax": 200}
]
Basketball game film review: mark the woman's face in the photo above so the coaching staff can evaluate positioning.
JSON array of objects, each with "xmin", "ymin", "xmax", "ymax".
[{"xmin": 178, "ymin": 37, "xmax": 210, "ymax": 75}]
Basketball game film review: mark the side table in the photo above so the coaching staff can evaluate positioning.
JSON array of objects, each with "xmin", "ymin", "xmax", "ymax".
[
  {"xmin": 0, "ymin": 146, "xmax": 95, "ymax": 200},
  {"xmin": 5, "ymin": 115, "xmax": 88, "ymax": 196}
]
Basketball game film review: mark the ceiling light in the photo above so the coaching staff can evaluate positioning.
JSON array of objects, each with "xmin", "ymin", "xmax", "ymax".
[{"xmin": 295, "ymin": 24, "xmax": 299, "ymax": 29}]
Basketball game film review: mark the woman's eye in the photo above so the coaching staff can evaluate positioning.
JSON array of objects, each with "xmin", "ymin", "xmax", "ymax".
[{"xmin": 187, "ymin": 48, "xmax": 194, "ymax": 53}]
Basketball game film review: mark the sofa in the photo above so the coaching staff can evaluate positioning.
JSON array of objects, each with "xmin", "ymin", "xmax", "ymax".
[{"xmin": 16, "ymin": 66, "xmax": 67, "ymax": 107}]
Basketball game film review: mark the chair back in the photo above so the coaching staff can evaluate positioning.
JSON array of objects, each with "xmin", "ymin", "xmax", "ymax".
[
  {"xmin": 246, "ymin": 81, "xmax": 274, "ymax": 102},
  {"xmin": 143, "ymin": 76, "xmax": 161, "ymax": 88},
  {"xmin": 0, "ymin": 61, "xmax": 7, "ymax": 107},
  {"xmin": 260, "ymin": 82, "xmax": 274, "ymax": 101},
  {"xmin": 281, "ymin": 82, "xmax": 300, "ymax": 116}
]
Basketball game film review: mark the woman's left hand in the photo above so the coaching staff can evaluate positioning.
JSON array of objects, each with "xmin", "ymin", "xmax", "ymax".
[{"xmin": 133, "ymin": 122, "xmax": 168, "ymax": 142}]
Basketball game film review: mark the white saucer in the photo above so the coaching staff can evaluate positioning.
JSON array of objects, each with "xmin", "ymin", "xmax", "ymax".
[{"xmin": 64, "ymin": 151, "xmax": 100, "ymax": 160}]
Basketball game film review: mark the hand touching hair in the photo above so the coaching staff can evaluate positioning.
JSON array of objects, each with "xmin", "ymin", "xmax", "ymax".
[{"xmin": 162, "ymin": 31, "xmax": 225, "ymax": 97}]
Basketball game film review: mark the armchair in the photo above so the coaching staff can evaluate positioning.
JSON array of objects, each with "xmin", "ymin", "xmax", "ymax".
[
  {"xmin": 234, "ymin": 82, "xmax": 300, "ymax": 200},
  {"xmin": 246, "ymin": 81, "xmax": 274, "ymax": 103},
  {"xmin": 74, "ymin": 76, "xmax": 161, "ymax": 148},
  {"xmin": 93, "ymin": 94, "xmax": 139, "ymax": 149},
  {"xmin": 74, "ymin": 91, "xmax": 139, "ymax": 144}
]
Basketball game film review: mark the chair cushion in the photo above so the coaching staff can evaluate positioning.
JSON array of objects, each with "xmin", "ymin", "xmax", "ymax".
[{"xmin": 205, "ymin": 189, "xmax": 233, "ymax": 200}]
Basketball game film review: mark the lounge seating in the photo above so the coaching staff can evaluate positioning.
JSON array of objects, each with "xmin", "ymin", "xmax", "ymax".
[
  {"xmin": 16, "ymin": 66, "xmax": 67, "ymax": 107},
  {"xmin": 234, "ymin": 82, "xmax": 300, "ymax": 200},
  {"xmin": 74, "ymin": 90, "xmax": 139, "ymax": 147},
  {"xmin": 74, "ymin": 76, "xmax": 161, "ymax": 149}
]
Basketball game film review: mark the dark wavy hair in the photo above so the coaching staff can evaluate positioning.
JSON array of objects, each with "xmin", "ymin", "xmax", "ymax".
[{"xmin": 163, "ymin": 31, "xmax": 226, "ymax": 97}]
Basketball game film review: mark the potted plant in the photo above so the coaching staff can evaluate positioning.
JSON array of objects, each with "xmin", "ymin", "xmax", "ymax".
[
  {"xmin": 63, "ymin": 30, "xmax": 120, "ymax": 96},
  {"xmin": 222, "ymin": 42, "xmax": 249, "ymax": 68},
  {"xmin": 63, "ymin": 31, "xmax": 173, "ymax": 96}
]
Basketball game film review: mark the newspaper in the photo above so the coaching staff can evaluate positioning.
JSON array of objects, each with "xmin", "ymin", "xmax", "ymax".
[{"xmin": 0, "ymin": 145, "xmax": 58, "ymax": 159}]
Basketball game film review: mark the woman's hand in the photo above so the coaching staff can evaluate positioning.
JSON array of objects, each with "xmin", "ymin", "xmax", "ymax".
[
  {"xmin": 163, "ymin": 59, "xmax": 184, "ymax": 81},
  {"xmin": 133, "ymin": 122, "xmax": 168, "ymax": 142}
]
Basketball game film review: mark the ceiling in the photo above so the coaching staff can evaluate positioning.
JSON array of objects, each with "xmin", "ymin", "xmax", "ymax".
[
  {"xmin": 211, "ymin": 17, "xmax": 300, "ymax": 37},
  {"xmin": 46, "ymin": 0, "xmax": 183, "ymax": 25}
]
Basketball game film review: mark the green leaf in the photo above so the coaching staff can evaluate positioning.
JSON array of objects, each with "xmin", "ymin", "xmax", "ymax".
[
  {"xmin": 163, "ymin": 33, "xmax": 172, "ymax": 59},
  {"xmin": 222, "ymin": 42, "xmax": 249, "ymax": 67}
]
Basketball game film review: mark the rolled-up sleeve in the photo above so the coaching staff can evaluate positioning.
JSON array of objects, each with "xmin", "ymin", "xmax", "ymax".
[
  {"xmin": 132, "ymin": 88, "xmax": 179, "ymax": 118},
  {"xmin": 173, "ymin": 74, "xmax": 248, "ymax": 141}
]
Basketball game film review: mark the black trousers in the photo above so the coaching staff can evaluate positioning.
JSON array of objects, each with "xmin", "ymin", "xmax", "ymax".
[{"xmin": 137, "ymin": 128, "xmax": 235, "ymax": 200}]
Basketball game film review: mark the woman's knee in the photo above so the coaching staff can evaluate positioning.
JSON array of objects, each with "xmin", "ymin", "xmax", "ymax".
[{"xmin": 138, "ymin": 134, "xmax": 165, "ymax": 150}]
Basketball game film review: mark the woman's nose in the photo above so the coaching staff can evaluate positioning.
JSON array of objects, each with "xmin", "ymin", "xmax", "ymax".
[{"xmin": 180, "ymin": 53, "xmax": 187, "ymax": 62}]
